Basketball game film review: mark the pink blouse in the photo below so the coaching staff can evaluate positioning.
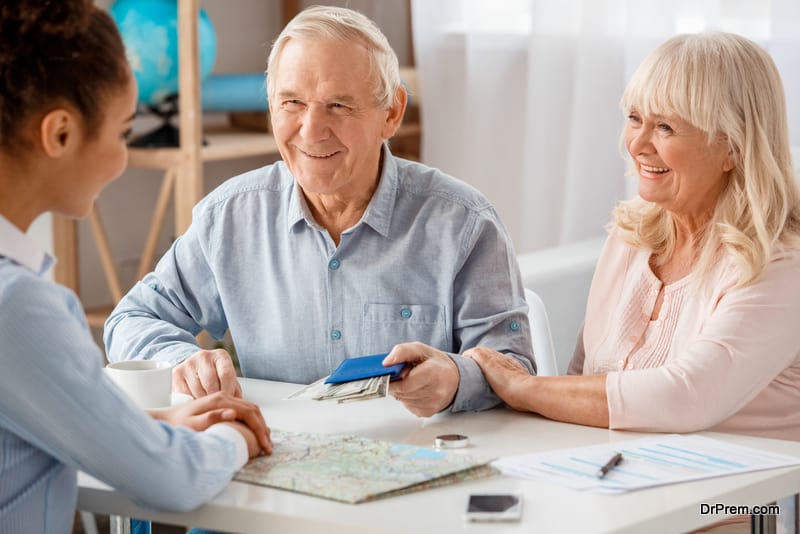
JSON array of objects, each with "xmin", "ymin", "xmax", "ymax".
[{"xmin": 568, "ymin": 232, "xmax": 800, "ymax": 441}]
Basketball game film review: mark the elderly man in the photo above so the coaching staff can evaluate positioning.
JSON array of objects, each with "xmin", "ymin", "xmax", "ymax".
[{"xmin": 105, "ymin": 5, "xmax": 533, "ymax": 417}]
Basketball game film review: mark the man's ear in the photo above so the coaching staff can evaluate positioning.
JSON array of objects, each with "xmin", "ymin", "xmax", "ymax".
[
  {"xmin": 380, "ymin": 84, "xmax": 408, "ymax": 140},
  {"xmin": 39, "ymin": 108, "xmax": 79, "ymax": 157}
]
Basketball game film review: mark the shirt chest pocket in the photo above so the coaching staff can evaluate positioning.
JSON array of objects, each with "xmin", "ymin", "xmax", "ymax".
[{"xmin": 362, "ymin": 303, "xmax": 449, "ymax": 353}]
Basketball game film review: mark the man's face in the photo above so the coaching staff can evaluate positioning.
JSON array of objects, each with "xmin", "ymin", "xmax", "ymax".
[{"xmin": 269, "ymin": 38, "xmax": 399, "ymax": 201}]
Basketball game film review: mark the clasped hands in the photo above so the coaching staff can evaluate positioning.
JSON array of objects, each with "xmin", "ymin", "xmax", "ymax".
[{"xmin": 150, "ymin": 348, "xmax": 270, "ymax": 457}]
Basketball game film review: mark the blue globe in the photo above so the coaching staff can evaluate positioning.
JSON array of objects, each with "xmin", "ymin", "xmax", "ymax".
[{"xmin": 110, "ymin": 0, "xmax": 217, "ymax": 107}]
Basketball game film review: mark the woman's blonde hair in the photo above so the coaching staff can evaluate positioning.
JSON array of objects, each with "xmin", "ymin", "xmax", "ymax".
[
  {"xmin": 614, "ymin": 32, "xmax": 800, "ymax": 286},
  {"xmin": 266, "ymin": 5, "xmax": 401, "ymax": 109}
]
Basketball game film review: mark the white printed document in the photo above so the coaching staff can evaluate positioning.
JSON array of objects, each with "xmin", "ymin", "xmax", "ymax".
[{"xmin": 493, "ymin": 434, "xmax": 800, "ymax": 493}]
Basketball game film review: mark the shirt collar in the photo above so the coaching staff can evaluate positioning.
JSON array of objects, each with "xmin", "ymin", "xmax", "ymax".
[
  {"xmin": 286, "ymin": 143, "xmax": 398, "ymax": 238},
  {"xmin": 287, "ymin": 178, "xmax": 309, "ymax": 231},
  {"xmin": 359, "ymin": 144, "xmax": 397, "ymax": 237},
  {"xmin": 0, "ymin": 214, "xmax": 54, "ymax": 275}
]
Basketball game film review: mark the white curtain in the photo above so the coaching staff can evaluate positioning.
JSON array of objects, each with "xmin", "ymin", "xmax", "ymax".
[{"xmin": 411, "ymin": 0, "xmax": 800, "ymax": 254}]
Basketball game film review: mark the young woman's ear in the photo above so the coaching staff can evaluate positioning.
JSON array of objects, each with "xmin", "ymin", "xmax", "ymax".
[{"xmin": 39, "ymin": 108, "xmax": 79, "ymax": 157}]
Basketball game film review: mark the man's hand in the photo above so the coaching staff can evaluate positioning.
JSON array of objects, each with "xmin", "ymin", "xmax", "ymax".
[
  {"xmin": 173, "ymin": 348, "xmax": 241, "ymax": 398},
  {"xmin": 149, "ymin": 391, "xmax": 272, "ymax": 456},
  {"xmin": 383, "ymin": 342, "xmax": 459, "ymax": 417}
]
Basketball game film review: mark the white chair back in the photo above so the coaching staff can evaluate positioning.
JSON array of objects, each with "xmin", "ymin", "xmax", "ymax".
[
  {"xmin": 517, "ymin": 237, "xmax": 604, "ymax": 374},
  {"xmin": 524, "ymin": 288, "xmax": 558, "ymax": 376}
]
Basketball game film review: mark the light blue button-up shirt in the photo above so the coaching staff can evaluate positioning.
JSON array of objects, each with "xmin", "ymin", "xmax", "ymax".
[
  {"xmin": 0, "ymin": 216, "xmax": 245, "ymax": 534},
  {"xmin": 105, "ymin": 148, "xmax": 534, "ymax": 411}
]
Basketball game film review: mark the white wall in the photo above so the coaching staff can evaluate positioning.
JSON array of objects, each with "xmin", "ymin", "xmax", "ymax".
[{"xmin": 294, "ymin": 0, "xmax": 412, "ymax": 65}]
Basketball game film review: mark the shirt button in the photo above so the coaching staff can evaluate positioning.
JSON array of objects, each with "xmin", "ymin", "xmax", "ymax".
[
  {"xmin": 328, "ymin": 259, "xmax": 340, "ymax": 270},
  {"xmin": 509, "ymin": 320, "xmax": 520, "ymax": 331},
  {"xmin": 400, "ymin": 307, "xmax": 412, "ymax": 319},
  {"xmin": 330, "ymin": 329, "xmax": 342, "ymax": 341},
  {"xmin": 148, "ymin": 283, "xmax": 158, "ymax": 290}
]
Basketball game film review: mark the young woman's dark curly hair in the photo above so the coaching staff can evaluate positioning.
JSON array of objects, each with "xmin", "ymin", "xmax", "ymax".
[{"xmin": 0, "ymin": 0, "xmax": 129, "ymax": 152}]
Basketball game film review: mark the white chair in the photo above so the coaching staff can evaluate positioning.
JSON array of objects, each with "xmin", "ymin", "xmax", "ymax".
[
  {"xmin": 524, "ymin": 288, "xmax": 559, "ymax": 376},
  {"xmin": 517, "ymin": 237, "xmax": 604, "ymax": 373}
]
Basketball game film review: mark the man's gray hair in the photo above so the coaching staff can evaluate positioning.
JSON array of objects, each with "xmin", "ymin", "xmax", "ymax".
[{"xmin": 267, "ymin": 5, "xmax": 401, "ymax": 109}]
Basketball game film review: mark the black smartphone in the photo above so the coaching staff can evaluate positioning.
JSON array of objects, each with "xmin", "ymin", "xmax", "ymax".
[{"xmin": 464, "ymin": 493, "xmax": 523, "ymax": 522}]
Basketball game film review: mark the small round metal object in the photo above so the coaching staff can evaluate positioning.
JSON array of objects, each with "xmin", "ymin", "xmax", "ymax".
[{"xmin": 435, "ymin": 434, "xmax": 470, "ymax": 449}]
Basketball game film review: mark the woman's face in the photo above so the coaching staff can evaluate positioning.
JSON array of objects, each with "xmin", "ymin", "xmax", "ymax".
[
  {"xmin": 54, "ymin": 75, "xmax": 137, "ymax": 218},
  {"xmin": 625, "ymin": 109, "xmax": 735, "ymax": 221}
]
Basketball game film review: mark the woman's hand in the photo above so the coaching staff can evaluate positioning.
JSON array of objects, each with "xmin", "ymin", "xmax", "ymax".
[
  {"xmin": 467, "ymin": 347, "xmax": 610, "ymax": 426},
  {"xmin": 219, "ymin": 421, "xmax": 263, "ymax": 458},
  {"xmin": 464, "ymin": 346, "xmax": 534, "ymax": 412},
  {"xmin": 148, "ymin": 391, "xmax": 272, "ymax": 455}
]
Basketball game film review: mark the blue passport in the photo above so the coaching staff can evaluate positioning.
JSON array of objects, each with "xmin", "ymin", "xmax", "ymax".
[{"xmin": 324, "ymin": 353, "xmax": 406, "ymax": 384}]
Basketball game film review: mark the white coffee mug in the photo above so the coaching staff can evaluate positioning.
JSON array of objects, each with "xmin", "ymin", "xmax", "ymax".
[{"xmin": 105, "ymin": 360, "xmax": 173, "ymax": 409}]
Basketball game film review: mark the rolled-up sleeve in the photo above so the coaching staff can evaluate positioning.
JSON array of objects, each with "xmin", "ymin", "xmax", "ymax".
[
  {"xmin": 104, "ymin": 208, "xmax": 227, "ymax": 364},
  {"xmin": 449, "ymin": 207, "xmax": 534, "ymax": 412}
]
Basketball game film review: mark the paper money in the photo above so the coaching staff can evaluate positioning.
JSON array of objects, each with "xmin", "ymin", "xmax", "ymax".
[{"xmin": 287, "ymin": 374, "xmax": 390, "ymax": 403}]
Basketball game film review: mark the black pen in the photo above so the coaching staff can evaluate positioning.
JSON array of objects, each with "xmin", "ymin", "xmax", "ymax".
[{"xmin": 596, "ymin": 452, "xmax": 623, "ymax": 478}]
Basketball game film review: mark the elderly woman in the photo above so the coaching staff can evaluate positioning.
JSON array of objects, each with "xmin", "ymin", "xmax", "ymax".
[{"xmin": 467, "ymin": 32, "xmax": 800, "ymax": 442}]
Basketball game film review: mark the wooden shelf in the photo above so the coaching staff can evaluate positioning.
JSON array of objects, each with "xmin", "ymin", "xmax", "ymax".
[
  {"xmin": 128, "ymin": 123, "xmax": 418, "ymax": 170},
  {"xmin": 396, "ymin": 122, "xmax": 421, "ymax": 138},
  {"xmin": 128, "ymin": 126, "xmax": 280, "ymax": 169},
  {"xmin": 85, "ymin": 306, "xmax": 116, "ymax": 328}
]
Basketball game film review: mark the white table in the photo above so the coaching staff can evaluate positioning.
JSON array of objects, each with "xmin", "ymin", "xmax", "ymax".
[{"xmin": 78, "ymin": 378, "xmax": 800, "ymax": 533}]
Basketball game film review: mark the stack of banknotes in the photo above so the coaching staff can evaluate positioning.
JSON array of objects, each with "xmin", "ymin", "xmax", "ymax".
[{"xmin": 287, "ymin": 374, "xmax": 390, "ymax": 403}]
